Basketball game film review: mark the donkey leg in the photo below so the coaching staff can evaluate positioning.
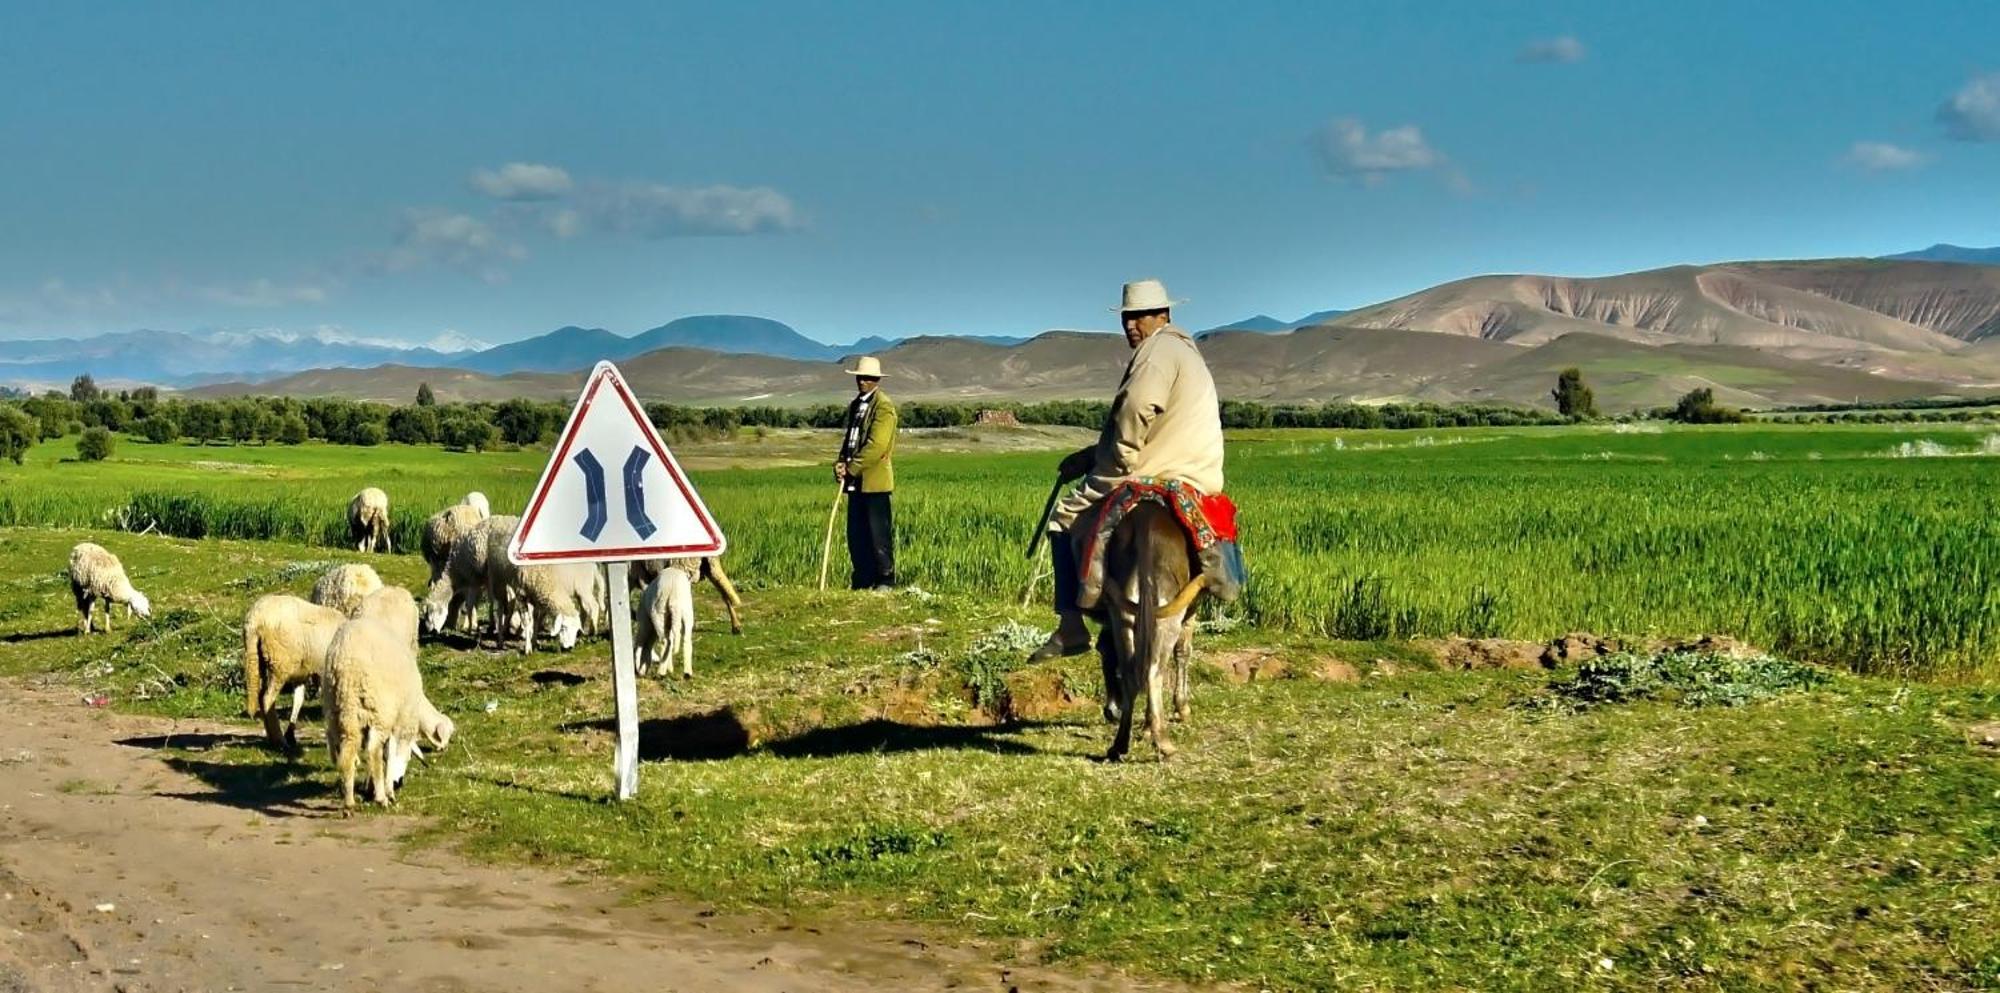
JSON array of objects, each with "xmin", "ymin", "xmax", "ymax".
[
  {"xmin": 1146, "ymin": 619, "xmax": 1177, "ymax": 759},
  {"xmin": 1173, "ymin": 617, "xmax": 1196, "ymax": 722},
  {"xmin": 1097, "ymin": 625, "xmax": 1123, "ymax": 724}
]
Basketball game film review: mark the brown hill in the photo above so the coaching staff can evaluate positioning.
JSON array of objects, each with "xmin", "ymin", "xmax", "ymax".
[
  {"xmin": 1335, "ymin": 259, "xmax": 1997, "ymax": 357},
  {"xmin": 186, "ymin": 259, "xmax": 2000, "ymax": 412}
]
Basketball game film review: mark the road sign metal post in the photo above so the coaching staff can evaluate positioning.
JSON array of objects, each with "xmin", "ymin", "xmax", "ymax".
[
  {"xmin": 508, "ymin": 361, "xmax": 726, "ymax": 802},
  {"xmin": 605, "ymin": 561, "xmax": 640, "ymax": 800}
]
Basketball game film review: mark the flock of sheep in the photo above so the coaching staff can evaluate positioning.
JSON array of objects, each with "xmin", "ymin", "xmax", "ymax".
[{"xmin": 64, "ymin": 486, "xmax": 741, "ymax": 813}]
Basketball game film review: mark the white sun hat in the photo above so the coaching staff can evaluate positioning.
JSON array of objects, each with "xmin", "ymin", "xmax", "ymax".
[
  {"xmin": 845, "ymin": 355, "xmax": 886, "ymax": 378},
  {"xmin": 1112, "ymin": 278, "xmax": 1186, "ymax": 313}
]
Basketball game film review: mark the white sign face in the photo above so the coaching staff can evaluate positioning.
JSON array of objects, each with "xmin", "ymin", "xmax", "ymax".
[{"xmin": 508, "ymin": 361, "xmax": 726, "ymax": 565}]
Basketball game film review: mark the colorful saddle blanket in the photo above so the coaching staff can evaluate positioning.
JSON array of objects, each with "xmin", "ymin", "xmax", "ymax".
[{"xmin": 1074, "ymin": 478, "xmax": 1245, "ymax": 612}]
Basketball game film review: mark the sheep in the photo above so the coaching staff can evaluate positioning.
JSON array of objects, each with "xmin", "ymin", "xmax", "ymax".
[
  {"xmin": 322, "ymin": 617, "xmax": 453, "ymax": 812},
  {"xmin": 354, "ymin": 584, "xmax": 419, "ymax": 652},
  {"xmin": 462, "ymin": 491, "xmax": 490, "ymax": 519},
  {"xmin": 348, "ymin": 487, "xmax": 392, "ymax": 553},
  {"xmin": 629, "ymin": 556, "xmax": 744, "ymax": 635},
  {"xmin": 421, "ymin": 514, "xmax": 510, "ymax": 640},
  {"xmin": 68, "ymin": 542, "xmax": 151, "ymax": 635},
  {"xmin": 311, "ymin": 563, "xmax": 383, "ymax": 617},
  {"xmin": 241, "ymin": 594, "xmax": 347, "ymax": 750},
  {"xmin": 635, "ymin": 568, "xmax": 695, "ymax": 679},
  {"xmin": 482, "ymin": 516, "xmax": 598, "ymax": 653},
  {"xmin": 421, "ymin": 503, "xmax": 486, "ymax": 585}
]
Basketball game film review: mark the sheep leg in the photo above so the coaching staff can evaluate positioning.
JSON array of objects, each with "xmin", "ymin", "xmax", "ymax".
[
  {"xmin": 334, "ymin": 724, "xmax": 361, "ymax": 813},
  {"xmin": 365, "ymin": 730, "xmax": 392, "ymax": 806},
  {"xmin": 680, "ymin": 616, "xmax": 694, "ymax": 679},
  {"xmin": 285, "ymin": 684, "xmax": 308, "ymax": 752},
  {"xmin": 103, "ymin": 601, "xmax": 113, "ymax": 634},
  {"xmin": 257, "ymin": 679, "xmax": 288, "ymax": 750}
]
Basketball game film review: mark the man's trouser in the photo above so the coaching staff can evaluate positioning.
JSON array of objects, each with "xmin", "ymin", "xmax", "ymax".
[
  {"xmin": 846, "ymin": 490, "xmax": 897, "ymax": 589},
  {"xmin": 1050, "ymin": 527, "xmax": 1080, "ymax": 614}
]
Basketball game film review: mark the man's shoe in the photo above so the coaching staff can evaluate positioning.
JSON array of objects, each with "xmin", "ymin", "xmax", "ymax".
[{"xmin": 1028, "ymin": 633, "xmax": 1091, "ymax": 662}]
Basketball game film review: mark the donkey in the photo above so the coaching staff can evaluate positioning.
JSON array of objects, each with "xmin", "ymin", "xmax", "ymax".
[{"xmin": 1097, "ymin": 502, "xmax": 1209, "ymax": 761}]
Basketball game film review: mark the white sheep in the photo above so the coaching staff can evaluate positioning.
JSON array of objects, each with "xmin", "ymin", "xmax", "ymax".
[
  {"xmin": 421, "ymin": 503, "xmax": 486, "ymax": 585},
  {"xmin": 311, "ymin": 563, "xmax": 383, "ymax": 617},
  {"xmin": 629, "ymin": 556, "xmax": 744, "ymax": 635},
  {"xmin": 481, "ymin": 517, "xmax": 598, "ymax": 653},
  {"xmin": 462, "ymin": 491, "xmax": 490, "ymax": 519},
  {"xmin": 348, "ymin": 487, "xmax": 392, "ymax": 553},
  {"xmin": 322, "ymin": 617, "xmax": 453, "ymax": 812},
  {"xmin": 68, "ymin": 542, "xmax": 151, "ymax": 635},
  {"xmin": 354, "ymin": 584, "xmax": 420, "ymax": 653},
  {"xmin": 241, "ymin": 594, "xmax": 347, "ymax": 750},
  {"xmin": 635, "ymin": 568, "xmax": 695, "ymax": 679}
]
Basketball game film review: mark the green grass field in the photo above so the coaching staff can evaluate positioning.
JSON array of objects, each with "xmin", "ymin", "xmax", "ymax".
[
  {"xmin": 2, "ymin": 421, "xmax": 1998, "ymax": 990},
  {"xmin": 8, "ymin": 419, "xmax": 1997, "ymax": 678}
]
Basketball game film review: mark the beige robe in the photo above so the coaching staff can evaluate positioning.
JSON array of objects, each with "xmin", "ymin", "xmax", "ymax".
[{"xmin": 1051, "ymin": 324, "xmax": 1225, "ymax": 531}]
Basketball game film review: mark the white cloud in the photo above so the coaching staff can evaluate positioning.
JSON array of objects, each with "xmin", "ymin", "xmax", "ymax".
[
  {"xmin": 1516, "ymin": 35, "xmax": 1586, "ymax": 64},
  {"xmin": 1938, "ymin": 71, "xmax": 2000, "ymax": 141},
  {"xmin": 470, "ymin": 162, "xmax": 575, "ymax": 201},
  {"xmin": 194, "ymin": 277, "xmax": 330, "ymax": 307},
  {"xmin": 1313, "ymin": 119, "xmax": 1446, "ymax": 186},
  {"xmin": 547, "ymin": 208, "xmax": 584, "ymax": 239},
  {"xmin": 576, "ymin": 181, "xmax": 802, "ymax": 236},
  {"xmin": 380, "ymin": 209, "xmax": 526, "ymax": 283},
  {"xmin": 1841, "ymin": 141, "xmax": 1928, "ymax": 174}
]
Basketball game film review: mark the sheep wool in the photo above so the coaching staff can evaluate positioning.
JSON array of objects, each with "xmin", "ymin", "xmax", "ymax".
[
  {"xmin": 241, "ymin": 594, "xmax": 347, "ymax": 749},
  {"xmin": 322, "ymin": 617, "xmax": 453, "ymax": 811},
  {"xmin": 311, "ymin": 563, "xmax": 384, "ymax": 617},
  {"xmin": 348, "ymin": 487, "xmax": 392, "ymax": 554},
  {"xmin": 68, "ymin": 541, "xmax": 151, "ymax": 635}
]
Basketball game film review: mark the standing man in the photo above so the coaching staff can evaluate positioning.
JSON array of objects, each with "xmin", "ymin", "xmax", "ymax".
[
  {"xmin": 835, "ymin": 356, "xmax": 899, "ymax": 590},
  {"xmin": 1030, "ymin": 278, "xmax": 1224, "ymax": 660}
]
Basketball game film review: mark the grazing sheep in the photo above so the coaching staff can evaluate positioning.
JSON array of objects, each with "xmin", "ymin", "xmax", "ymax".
[
  {"xmin": 421, "ymin": 503, "xmax": 486, "ymax": 584},
  {"xmin": 67, "ymin": 542, "xmax": 151, "ymax": 635},
  {"xmin": 322, "ymin": 617, "xmax": 453, "ymax": 812},
  {"xmin": 635, "ymin": 569, "xmax": 695, "ymax": 679},
  {"xmin": 311, "ymin": 563, "xmax": 383, "ymax": 617},
  {"xmin": 241, "ymin": 594, "xmax": 347, "ymax": 750},
  {"xmin": 348, "ymin": 487, "xmax": 392, "ymax": 553},
  {"xmin": 354, "ymin": 584, "xmax": 419, "ymax": 652},
  {"xmin": 462, "ymin": 491, "xmax": 490, "ymax": 519},
  {"xmin": 628, "ymin": 556, "xmax": 745, "ymax": 635},
  {"xmin": 482, "ymin": 517, "xmax": 598, "ymax": 653}
]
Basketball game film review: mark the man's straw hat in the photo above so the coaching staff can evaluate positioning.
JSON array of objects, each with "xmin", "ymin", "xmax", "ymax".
[
  {"xmin": 1112, "ymin": 278, "xmax": 1185, "ymax": 313},
  {"xmin": 845, "ymin": 355, "xmax": 886, "ymax": 378}
]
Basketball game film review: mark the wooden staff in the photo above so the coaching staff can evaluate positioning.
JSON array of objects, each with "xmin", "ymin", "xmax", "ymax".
[{"xmin": 817, "ymin": 481, "xmax": 845, "ymax": 591}]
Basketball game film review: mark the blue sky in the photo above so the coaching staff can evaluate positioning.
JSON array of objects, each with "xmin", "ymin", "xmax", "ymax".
[{"xmin": 2, "ymin": 0, "xmax": 1995, "ymax": 345}]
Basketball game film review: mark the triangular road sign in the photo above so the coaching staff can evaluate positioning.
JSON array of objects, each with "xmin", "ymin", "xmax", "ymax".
[{"xmin": 509, "ymin": 361, "xmax": 726, "ymax": 565}]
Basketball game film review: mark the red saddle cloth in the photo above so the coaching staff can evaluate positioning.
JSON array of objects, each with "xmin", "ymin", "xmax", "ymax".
[{"xmin": 1074, "ymin": 478, "xmax": 1240, "ymax": 612}]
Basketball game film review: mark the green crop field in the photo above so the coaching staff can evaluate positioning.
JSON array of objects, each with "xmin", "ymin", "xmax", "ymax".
[
  {"xmin": 6, "ymin": 420, "xmax": 1997, "ymax": 679},
  {"xmin": 3, "ymin": 420, "xmax": 1999, "ymax": 990}
]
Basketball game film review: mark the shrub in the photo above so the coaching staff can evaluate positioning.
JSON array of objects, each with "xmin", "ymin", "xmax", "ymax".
[{"xmin": 77, "ymin": 426, "xmax": 114, "ymax": 461}]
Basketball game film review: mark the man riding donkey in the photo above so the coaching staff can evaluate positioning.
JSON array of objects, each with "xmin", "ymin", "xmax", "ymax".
[{"xmin": 1029, "ymin": 278, "xmax": 1243, "ymax": 759}]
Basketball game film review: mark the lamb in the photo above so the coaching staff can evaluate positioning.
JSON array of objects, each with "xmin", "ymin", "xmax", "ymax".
[
  {"xmin": 68, "ymin": 542, "xmax": 152, "ymax": 635},
  {"xmin": 482, "ymin": 516, "xmax": 598, "ymax": 653},
  {"xmin": 462, "ymin": 491, "xmax": 490, "ymax": 519},
  {"xmin": 629, "ymin": 556, "xmax": 744, "ymax": 635},
  {"xmin": 322, "ymin": 617, "xmax": 454, "ymax": 812},
  {"xmin": 348, "ymin": 487, "xmax": 392, "ymax": 553},
  {"xmin": 635, "ymin": 568, "xmax": 695, "ymax": 679},
  {"xmin": 311, "ymin": 563, "xmax": 383, "ymax": 617},
  {"xmin": 241, "ymin": 594, "xmax": 347, "ymax": 750},
  {"xmin": 421, "ymin": 503, "xmax": 486, "ymax": 584}
]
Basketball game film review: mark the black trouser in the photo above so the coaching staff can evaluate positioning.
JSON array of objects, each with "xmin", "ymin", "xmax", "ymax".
[
  {"xmin": 1050, "ymin": 528, "xmax": 1080, "ymax": 613},
  {"xmin": 846, "ymin": 490, "xmax": 897, "ymax": 589}
]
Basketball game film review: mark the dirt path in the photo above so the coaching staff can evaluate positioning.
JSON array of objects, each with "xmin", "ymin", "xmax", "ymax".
[{"xmin": 0, "ymin": 681, "xmax": 1178, "ymax": 993}]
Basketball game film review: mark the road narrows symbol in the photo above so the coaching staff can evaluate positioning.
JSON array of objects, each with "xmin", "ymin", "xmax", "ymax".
[
  {"xmin": 573, "ymin": 449, "xmax": 609, "ymax": 541},
  {"xmin": 623, "ymin": 446, "xmax": 657, "ymax": 539}
]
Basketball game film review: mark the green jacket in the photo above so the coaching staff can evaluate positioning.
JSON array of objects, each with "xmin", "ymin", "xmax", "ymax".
[{"xmin": 844, "ymin": 389, "xmax": 897, "ymax": 493}]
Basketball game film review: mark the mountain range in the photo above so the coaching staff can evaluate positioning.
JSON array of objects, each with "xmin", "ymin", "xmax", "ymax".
[{"xmin": 17, "ymin": 246, "xmax": 2000, "ymax": 412}]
